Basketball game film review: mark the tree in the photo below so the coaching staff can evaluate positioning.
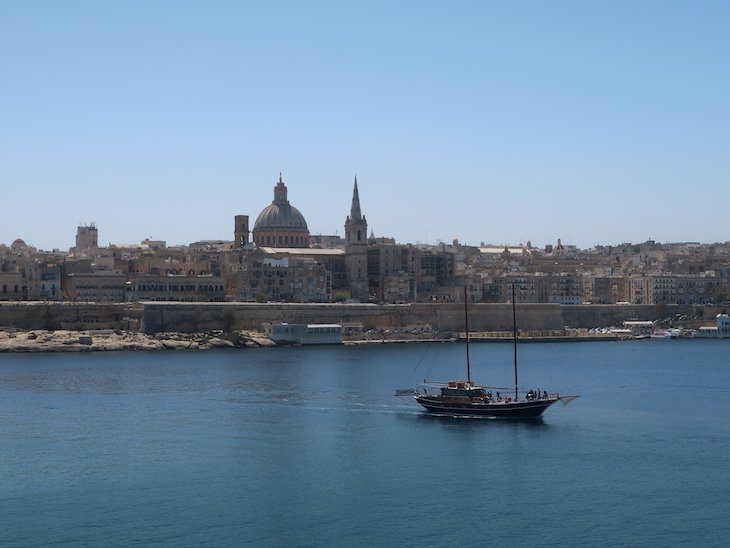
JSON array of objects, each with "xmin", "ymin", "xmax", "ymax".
[{"xmin": 221, "ymin": 309, "xmax": 236, "ymax": 331}]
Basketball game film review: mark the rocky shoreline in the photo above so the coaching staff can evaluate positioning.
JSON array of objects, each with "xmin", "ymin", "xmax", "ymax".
[{"xmin": 0, "ymin": 329, "xmax": 276, "ymax": 352}]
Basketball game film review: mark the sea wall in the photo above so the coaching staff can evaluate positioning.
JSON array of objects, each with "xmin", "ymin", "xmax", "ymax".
[
  {"xmin": 562, "ymin": 304, "xmax": 660, "ymax": 327},
  {"xmin": 0, "ymin": 302, "xmax": 142, "ymax": 331},
  {"xmin": 1, "ymin": 301, "xmax": 712, "ymax": 335},
  {"xmin": 138, "ymin": 302, "xmax": 696, "ymax": 334},
  {"xmin": 139, "ymin": 302, "xmax": 407, "ymax": 334}
]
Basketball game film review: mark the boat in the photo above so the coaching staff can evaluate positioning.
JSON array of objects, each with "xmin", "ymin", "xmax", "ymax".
[
  {"xmin": 650, "ymin": 328, "xmax": 681, "ymax": 339},
  {"xmin": 409, "ymin": 284, "xmax": 578, "ymax": 419}
]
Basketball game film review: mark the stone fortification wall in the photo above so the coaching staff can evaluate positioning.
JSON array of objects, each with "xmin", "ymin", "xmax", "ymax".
[
  {"xmin": 139, "ymin": 302, "xmax": 703, "ymax": 334},
  {"xmin": 0, "ymin": 302, "xmax": 141, "ymax": 331},
  {"xmin": 403, "ymin": 303, "xmax": 565, "ymax": 333},
  {"xmin": 1, "ymin": 301, "xmax": 706, "ymax": 335},
  {"xmin": 562, "ymin": 304, "xmax": 702, "ymax": 328},
  {"xmin": 138, "ymin": 302, "xmax": 568, "ymax": 334},
  {"xmin": 562, "ymin": 304, "xmax": 658, "ymax": 328},
  {"xmin": 139, "ymin": 303, "xmax": 401, "ymax": 334}
]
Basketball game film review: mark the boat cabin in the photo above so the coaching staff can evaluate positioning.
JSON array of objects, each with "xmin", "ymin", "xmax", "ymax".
[{"xmin": 440, "ymin": 381, "xmax": 486, "ymax": 398}]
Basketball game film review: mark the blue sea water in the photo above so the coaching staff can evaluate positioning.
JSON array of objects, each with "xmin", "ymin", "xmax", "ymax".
[{"xmin": 1, "ymin": 339, "xmax": 729, "ymax": 547}]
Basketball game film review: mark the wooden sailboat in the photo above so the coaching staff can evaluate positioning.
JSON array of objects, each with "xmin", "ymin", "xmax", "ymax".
[{"xmin": 412, "ymin": 284, "xmax": 578, "ymax": 418}]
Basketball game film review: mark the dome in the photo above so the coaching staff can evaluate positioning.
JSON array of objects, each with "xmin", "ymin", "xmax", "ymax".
[
  {"xmin": 10, "ymin": 238, "xmax": 27, "ymax": 252},
  {"xmin": 252, "ymin": 174, "xmax": 310, "ymax": 248},
  {"xmin": 253, "ymin": 174, "xmax": 309, "ymax": 231},
  {"xmin": 254, "ymin": 202, "xmax": 308, "ymax": 231}
]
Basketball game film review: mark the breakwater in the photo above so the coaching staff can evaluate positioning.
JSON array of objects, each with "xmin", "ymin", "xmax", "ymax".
[{"xmin": 1, "ymin": 301, "xmax": 710, "ymax": 334}]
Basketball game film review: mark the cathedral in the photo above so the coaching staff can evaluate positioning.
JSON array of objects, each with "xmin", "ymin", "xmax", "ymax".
[{"xmin": 235, "ymin": 173, "xmax": 368, "ymax": 301}]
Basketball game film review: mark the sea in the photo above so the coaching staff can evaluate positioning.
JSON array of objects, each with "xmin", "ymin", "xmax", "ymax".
[{"xmin": 1, "ymin": 339, "xmax": 729, "ymax": 547}]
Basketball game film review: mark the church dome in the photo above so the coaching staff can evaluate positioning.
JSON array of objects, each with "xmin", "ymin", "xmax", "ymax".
[
  {"xmin": 254, "ymin": 202, "xmax": 308, "ymax": 231},
  {"xmin": 10, "ymin": 238, "xmax": 27, "ymax": 252},
  {"xmin": 252, "ymin": 174, "xmax": 310, "ymax": 248}
]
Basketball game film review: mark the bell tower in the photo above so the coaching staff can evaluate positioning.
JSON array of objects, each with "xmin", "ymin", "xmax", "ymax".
[
  {"xmin": 345, "ymin": 176, "xmax": 368, "ymax": 302},
  {"xmin": 234, "ymin": 215, "xmax": 249, "ymax": 247}
]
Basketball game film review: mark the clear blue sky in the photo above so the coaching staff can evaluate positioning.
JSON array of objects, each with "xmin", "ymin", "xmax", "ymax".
[{"xmin": 2, "ymin": 1, "xmax": 728, "ymax": 251}]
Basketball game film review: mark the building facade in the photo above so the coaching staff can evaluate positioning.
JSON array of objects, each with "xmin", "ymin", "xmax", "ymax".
[
  {"xmin": 126, "ymin": 274, "xmax": 226, "ymax": 302},
  {"xmin": 65, "ymin": 271, "xmax": 127, "ymax": 302},
  {"xmin": 232, "ymin": 250, "xmax": 332, "ymax": 302}
]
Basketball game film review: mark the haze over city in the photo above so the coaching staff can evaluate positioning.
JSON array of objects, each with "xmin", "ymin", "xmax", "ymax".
[{"xmin": 2, "ymin": 1, "xmax": 728, "ymax": 251}]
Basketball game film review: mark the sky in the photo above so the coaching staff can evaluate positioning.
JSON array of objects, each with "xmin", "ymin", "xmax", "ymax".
[{"xmin": 1, "ymin": 1, "xmax": 729, "ymax": 251}]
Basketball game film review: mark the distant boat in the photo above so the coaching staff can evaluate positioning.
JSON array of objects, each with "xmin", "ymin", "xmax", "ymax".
[
  {"xmin": 650, "ymin": 328, "xmax": 681, "ymax": 339},
  {"xmin": 404, "ymin": 285, "xmax": 578, "ymax": 419}
]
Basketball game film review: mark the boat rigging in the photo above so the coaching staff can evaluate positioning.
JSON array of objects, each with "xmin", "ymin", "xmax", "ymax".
[{"xmin": 401, "ymin": 284, "xmax": 578, "ymax": 419}]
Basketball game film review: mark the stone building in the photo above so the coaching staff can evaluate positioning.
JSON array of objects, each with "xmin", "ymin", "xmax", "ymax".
[
  {"xmin": 629, "ymin": 276, "xmax": 650, "ymax": 304},
  {"xmin": 486, "ymin": 273, "xmax": 582, "ymax": 304},
  {"xmin": 126, "ymin": 274, "xmax": 226, "ymax": 302},
  {"xmin": 367, "ymin": 242, "xmax": 418, "ymax": 303},
  {"xmin": 589, "ymin": 276, "xmax": 630, "ymax": 304},
  {"xmin": 65, "ymin": 271, "xmax": 127, "ymax": 302},
  {"xmin": 653, "ymin": 274, "xmax": 717, "ymax": 305},
  {"xmin": 31, "ymin": 262, "xmax": 62, "ymax": 301},
  {"xmin": 74, "ymin": 224, "xmax": 98, "ymax": 254},
  {"xmin": 418, "ymin": 246, "xmax": 456, "ymax": 298},
  {"xmin": 541, "ymin": 273, "xmax": 583, "ymax": 304},
  {"xmin": 0, "ymin": 271, "xmax": 22, "ymax": 301},
  {"xmin": 232, "ymin": 250, "xmax": 332, "ymax": 302},
  {"xmin": 0, "ymin": 253, "xmax": 63, "ymax": 301}
]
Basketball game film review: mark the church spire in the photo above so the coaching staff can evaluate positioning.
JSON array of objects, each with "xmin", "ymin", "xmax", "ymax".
[
  {"xmin": 344, "ymin": 175, "xmax": 368, "ymax": 302},
  {"xmin": 350, "ymin": 176, "xmax": 362, "ymax": 221}
]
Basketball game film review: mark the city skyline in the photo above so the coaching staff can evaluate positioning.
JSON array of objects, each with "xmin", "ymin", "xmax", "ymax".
[{"xmin": 2, "ymin": 2, "xmax": 729, "ymax": 251}]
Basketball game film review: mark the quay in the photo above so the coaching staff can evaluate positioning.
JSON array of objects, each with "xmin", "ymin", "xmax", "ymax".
[
  {"xmin": 344, "ymin": 337, "xmax": 456, "ymax": 345},
  {"xmin": 462, "ymin": 331, "xmax": 620, "ymax": 343}
]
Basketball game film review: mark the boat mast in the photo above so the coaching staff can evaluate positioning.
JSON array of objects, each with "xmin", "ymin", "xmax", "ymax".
[
  {"xmin": 512, "ymin": 282, "xmax": 518, "ymax": 400},
  {"xmin": 464, "ymin": 285, "xmax": 471, "ymax": 384}
]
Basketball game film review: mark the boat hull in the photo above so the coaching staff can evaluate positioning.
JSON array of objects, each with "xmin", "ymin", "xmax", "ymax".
[{"xmin": 414, "ymin": 395, "xmax": 557, "ymax": 418}]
